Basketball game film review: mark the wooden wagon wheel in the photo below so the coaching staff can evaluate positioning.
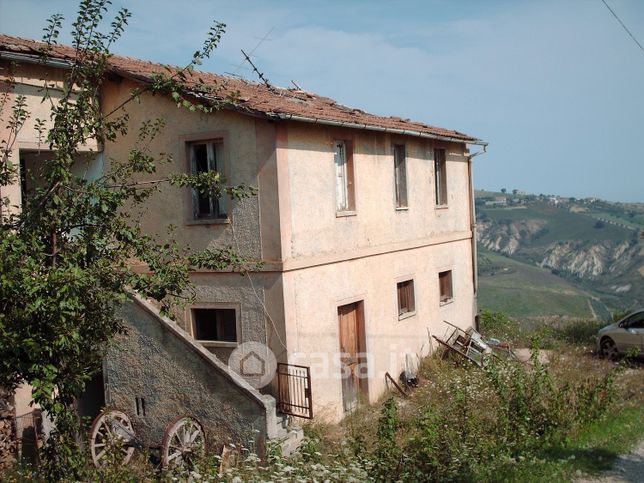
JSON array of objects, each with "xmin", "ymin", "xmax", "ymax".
[
  {"xmin": 89, "ymin": 410, "xmax": 136, "ymax": 467},
  {"xmin": 161, "ymin": 416, "xmax": 206, "ymax": 468}
]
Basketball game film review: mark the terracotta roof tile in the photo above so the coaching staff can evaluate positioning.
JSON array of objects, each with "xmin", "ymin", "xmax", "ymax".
[{"xmin": 0, "ymin": 34, "xmax": 484, "ymax": 144}]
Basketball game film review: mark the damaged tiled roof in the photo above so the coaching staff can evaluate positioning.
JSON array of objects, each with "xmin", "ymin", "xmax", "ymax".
[{"xmin": 0, "ymin": 34, "xmax": 484, "ymax": 144}]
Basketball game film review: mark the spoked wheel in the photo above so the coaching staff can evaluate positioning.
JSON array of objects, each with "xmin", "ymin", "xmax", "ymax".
[
  {"xmin": 600, "ymin": 338, "xmax": 620, "ymax": 361},
  {"xmin": 161, "ymin": 416, "xmax": 206, "ymax": 468},
  {"xmin": 89, "ymin": 410, "xmax": 136, "ymax": 467}
]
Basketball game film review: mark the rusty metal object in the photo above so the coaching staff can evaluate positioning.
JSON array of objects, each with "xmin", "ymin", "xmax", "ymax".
[
  {"xmin": 384, "ymin": 372, "xmax": 410, "ymax": 398},
  {"xmin": 277, "ymin": 363, "xmax": 313, "ymax": 419}
]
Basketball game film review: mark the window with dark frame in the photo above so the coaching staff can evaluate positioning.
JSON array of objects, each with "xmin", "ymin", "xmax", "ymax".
[
  {"xmin": 189, "ymin": 140, "xmax": 227, "ymax": 220},
  {"xmin": 626, "ymin": 311, "xmax": 644, "ymax": 329},
  {"xmin": 397, "ymin": 279, "xmax": 415, "ymax": 317},
  {"xmin": 434, "ymin": 148, "xmax": 447, "ymax": 206},
  {"xmin": 393, "ymin": 144, "xmax": 408, "ymax": 208},
  {"xmin": 334, "ymin": 140, "xmax": 355, "ymax": 212},
  {"xmin": 192, "ymin": 308, "xmax": 237, "ymax": 343},
  {"xmin": 439, "ymin": 270, "xmax": 453, "ymax": 304}
]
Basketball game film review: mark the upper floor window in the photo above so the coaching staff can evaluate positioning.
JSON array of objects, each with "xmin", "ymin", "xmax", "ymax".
[
  {"xmin": 334, "ymin": 140, "xmax": 355, "ymax": 212},
  {"xmin": 397, "ymin": 279, "xmax": 415, "ymax": 318},
  {"xmin": 439, "ymin": 270, "xmax": 453, "ymax": 304},
  {"xmin": 434, "ymin": 148, "xmax": 447, "ymax": 206},
  {"xmin": 393, "ymin": 144, "xmax": 408, "ymax": 208},
  {"xmin": 189, "ymin": 140, "xmax": 227, "ymax": 220},
  {"xmin": 192, "ymin": 307, "xmax": 237, "ymax": 343}
]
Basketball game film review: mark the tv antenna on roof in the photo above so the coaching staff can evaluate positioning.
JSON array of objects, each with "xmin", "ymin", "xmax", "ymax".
[{"xmin": 241, "ymin": 49, "xmax": 273, "ymax": 90}]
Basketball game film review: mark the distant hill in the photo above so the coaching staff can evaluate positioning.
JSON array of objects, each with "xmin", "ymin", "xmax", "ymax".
[
  {"xmin": 475, "ymin": 192, "xmax": 644, "ymax": 318},
  {"xmin": 478, "ymin": 248, "xmax": 609, "ymax": 320}
]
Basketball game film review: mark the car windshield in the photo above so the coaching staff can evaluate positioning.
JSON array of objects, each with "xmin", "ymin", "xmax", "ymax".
[{"xmin": 627, "ymin": 312, "xmax": 644, "ymax": 329}]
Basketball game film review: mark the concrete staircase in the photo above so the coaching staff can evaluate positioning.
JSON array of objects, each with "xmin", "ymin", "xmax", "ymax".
[
  {"xmin": 272, "ymin": 413, "xmax": 304, "ymax": 457},
  {"xmin": 127, "ymin": 296, "xmax": 305, "ymax": 458}
]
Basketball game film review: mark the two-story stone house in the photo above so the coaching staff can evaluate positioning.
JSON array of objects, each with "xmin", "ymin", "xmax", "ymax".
[{"xmin": 1, "ymin": 34, "xmax": 486, "ymax": 426}]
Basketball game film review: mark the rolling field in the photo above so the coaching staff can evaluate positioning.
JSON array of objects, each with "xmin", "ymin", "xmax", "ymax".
[
  {"xmin": 481, "ymin": 203, "xmax": 634, "ymax": 246},
  {"xmin": 477, "ymin": 197, "xmax": 643, "ymax": 314},
  {"xmin": 477, "ymin": 249, "xmax": 604, "ymax": 319}
]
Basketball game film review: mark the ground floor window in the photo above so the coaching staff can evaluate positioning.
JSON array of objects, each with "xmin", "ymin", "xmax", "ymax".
[
  {"xmin": 439, "ymin": 270, "xmax": 453, "ymax": 304},
  {"xmin": 397, "ymin": 279, "xmax": 415, "ymax": 317},
  {"xmin": 191, "ymin": 308, "xmax": 237, "ymax": 343}
]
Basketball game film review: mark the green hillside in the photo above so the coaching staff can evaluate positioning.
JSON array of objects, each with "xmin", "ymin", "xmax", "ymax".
[
  {"xmin": 481, "ymin": 203, "xmax": 633, "ymax": 246},
  {"xmin": 477, "ymin": 249, "xmax": 604, "ymax": 319},
  {"xmin": 476, "ymin": 194, "xmax": 644, "ymax": 316}
]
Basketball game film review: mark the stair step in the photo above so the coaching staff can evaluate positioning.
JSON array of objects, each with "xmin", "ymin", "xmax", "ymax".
[{"xmin": 279, "ymin": 427, "xmax": 304, "ymax": 457}]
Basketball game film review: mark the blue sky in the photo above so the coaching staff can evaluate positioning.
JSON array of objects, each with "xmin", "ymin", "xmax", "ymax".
[{"xmin": 2, "ymin": 0, "xmax": 644, "ymax": 202}]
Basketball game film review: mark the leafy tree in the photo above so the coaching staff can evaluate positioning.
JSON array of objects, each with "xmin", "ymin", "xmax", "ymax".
[
  {"xmin": 0, "ymin": 0, "xmax": 254, "ymax": 477},
  {"xmin": 500, "ymin": 188, "xmax": 507, "ymax": 194}
]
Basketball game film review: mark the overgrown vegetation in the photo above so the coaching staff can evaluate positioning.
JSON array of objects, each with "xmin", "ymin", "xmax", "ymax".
[
  {"xmin": 0, "ymin": 1, "xmax": 253, "ymax": 478},
  {"xmin": 7, "ymin": 311, "xmax": 641, "ymax": 482},
  {"xmin": 479, "ymin": 309, "xmax": 614, "ymax": 350}
]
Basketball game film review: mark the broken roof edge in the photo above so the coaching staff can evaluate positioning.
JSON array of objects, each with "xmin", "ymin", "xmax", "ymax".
[
  {"xmin": 0, "ymin": 37, "xmax": 487, "ymax": 147},
  {"xmin": 272, "ymin": 113, "xmax": 488, "ymax": 146}
]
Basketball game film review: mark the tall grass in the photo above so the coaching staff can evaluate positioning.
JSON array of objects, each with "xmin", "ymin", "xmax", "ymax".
[{"xmin": 5, "ymin": 313, "xmax": 641, "ymax": 482}]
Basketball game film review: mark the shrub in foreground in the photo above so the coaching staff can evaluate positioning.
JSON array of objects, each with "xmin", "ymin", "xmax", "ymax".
[
  {"xmin": 4, "ymin": 349, "xmax": 621, "ymax": 482},
  {"xmin": 357, "ymin": 351, "xmax": 619, "ymax": 482}
]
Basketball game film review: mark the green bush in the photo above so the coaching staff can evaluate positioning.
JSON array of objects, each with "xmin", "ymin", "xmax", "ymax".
[
  {"xmin": 552, "ymin": 319, "xmax": 605, "ymax": 347},
  {"xmin": 479, "ymin": 309, "xmax": 521, "ymax": 342},
  {"xmin": 5, "ymin": 312, "xmax": 624, "ymax": 482},
  {"xmin": 4, "ymin": 355, "xmax": 620, "ymax": 483},
  {"xmin": 359, "ymin": 353, "xmax": 618, "ymax": 482}
]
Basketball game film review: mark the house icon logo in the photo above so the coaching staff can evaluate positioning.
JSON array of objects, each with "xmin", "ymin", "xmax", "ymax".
[
  {"xmin": 240, "ymin": 351, "xmax": 265, "ymax": 377},
  {"xmin": 229, "ymin": 341, "xmax": 277, "ymax": 389}
]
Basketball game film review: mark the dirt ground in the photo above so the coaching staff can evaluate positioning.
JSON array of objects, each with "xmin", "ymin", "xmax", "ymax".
[{"xmin": 578, "ymin": 439, "xmax": 644, "ymax": 483}]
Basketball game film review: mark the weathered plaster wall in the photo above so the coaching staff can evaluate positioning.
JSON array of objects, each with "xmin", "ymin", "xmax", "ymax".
[
  {"xmin": 99, "ymin": 78, "xmax": 294, "ymax": 398},
  {"xmin": 274, "ymin": 121, "xmax": 476, "ymax": 420},
  {"xmin": 283, "ymin": 122, "xmax": 471, "ymax": 263},
  {"xmin": 104, "ymin": 299, "xmax": 272, "ymax": 453},
  {"xmin": 184, "ymin": 272, "xmax": 288, "ymax": 365},
  {"xmin": 0, "ymin": 61, "xmax": 98, "ymax": 216},
  {"xmin": 283, "ymin": 238, "xmax": 475, "ymax": 421},
  {"xmin": 4, "ymin": 60, "xmax": 478, "ymax": 424},
  {"xmin": 101, "ymin": 78, "xmax": 279, "ymax": 262}
]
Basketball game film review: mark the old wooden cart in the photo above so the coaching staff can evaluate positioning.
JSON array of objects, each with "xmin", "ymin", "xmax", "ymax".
[{"xmin": 89, "ymin": 410, "xmax": 205, "ymax": 468}]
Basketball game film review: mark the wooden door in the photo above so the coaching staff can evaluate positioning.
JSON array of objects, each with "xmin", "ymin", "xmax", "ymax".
[{"xmin": 338, "ymin": 302, "xmax": 366, "ymax": 412}]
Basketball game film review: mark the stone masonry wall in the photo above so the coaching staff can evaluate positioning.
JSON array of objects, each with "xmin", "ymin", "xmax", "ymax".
[{"xmin": 102, "ymin": 298, "xmax": 274, "ymax": 455}]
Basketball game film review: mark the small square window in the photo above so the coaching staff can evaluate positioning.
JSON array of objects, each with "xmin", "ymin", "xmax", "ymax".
[
  {"xmin": 439, "ymin": 271, "xmax": 453, "ymax": 304},
  {"xmin": 192, "ymin": 308, "xmax": 237, "ymax": 342},
  {"xmin": 397, "ymin": 279, "xmax": 415, "ymax": 317}
]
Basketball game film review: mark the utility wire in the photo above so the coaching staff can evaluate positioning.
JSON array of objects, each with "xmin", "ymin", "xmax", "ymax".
[
  {"xmin": 601, "ymin": 0, "xmax": 644, "ymax": 55},
  {"xmin": 229, "ymin": 213, "xmax": 288, "ymax": 352}
]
